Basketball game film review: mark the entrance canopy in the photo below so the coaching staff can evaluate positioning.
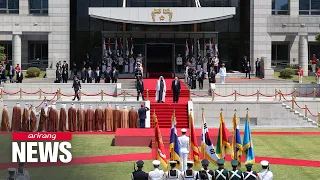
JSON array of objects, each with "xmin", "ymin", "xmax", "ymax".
[{"xmin": 89, "ymin": 7, "xmax": 236, "ymax": 25}]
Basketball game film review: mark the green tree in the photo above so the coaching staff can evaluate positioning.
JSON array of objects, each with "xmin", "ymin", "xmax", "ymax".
[
  {"xmin": 0, "ymin": 46, "xmax": 5, "ymax": 62},
  {"xmin": 316, "ymin": 34, "xmax": 320, "ymax": 42}
]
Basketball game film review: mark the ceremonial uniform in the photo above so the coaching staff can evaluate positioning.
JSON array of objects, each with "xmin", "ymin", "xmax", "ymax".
[
  {"xmin": 258, "ymin": 160, "xmax": 273, "ymax": 180},
  {"xmin": 214, "ymin": 159, "xmax": 229, "ymax": 180},
  {"xmin": 118, "ymin": 56, "xmax": 124, "ymax": 73},
  {"xmin": 149, "ymin": 160, "xmax": 165, "ymax": 180},
  {"xmin": 316, "ymin": 68, "xmax": 320, "ymax": 84},
  {"xmin": 21, "ymin": 103, "xmax": 29, "ymax": 131},
  {"xmin": 68, "ymin": 103, "xmax": 77, "ymax": 132},
  {"xmin": 77, "ymin": 104, "xmax": 86, "ymax": 132},
  {"xmin": 132, "ymin": 160, "xmax": 148, "ymax": 180},
  {"xmin": 129, "ymin": 57, "xmax": 135, "ymax": 73},
  {"xmin": 176, "ymin": 55, "xmax": 183, "ymax": 72},
  {"xmin": 243, "ymin": 164, "xmax": 259, "ymax": 180},
  {"xmin": 229, "ymin": 160, "xmax": 243, "ymax": 180},
  {"xmin": 165, "ymin": 165, "xmax": 183, "ymax": 180},
  {"xmin": 1, "ymin": 104, "xmax": 10, "ymax": 132},
  {"xmin": 196, "ymin": 159, "xmax": 214, "ymax": 180},
  {"xmin": 48, "ymin": 103, "xmax": 59, "ymax": 132},
  {"xmin": 59, "ymin": 104, "xmax": 67, "ymax": 132},
  {"xmin": 38, "ymin": 102, "xmax": 48, "ymax": 132},
  {"xmin": 182, "ymin": 161, "xmax": 197, "ymax": 180},
  {"xmin": 95, "ymin": 105, "xmax": 104, "ymax": 131},
  {"xmin": 297, "ymin": 68, "xmax": 303, "ymax": 83},
  {"xmin": 178, "ymin": 128, "xmax": 190, "ymax": 172},
  {"xmin": 86, "ymin": 105, "xmax": 95, "ymax": 131},
  {"xmin": 11, "ymin": 103, "xmax": 21, "ymax": 132},
  {"xmin": 105, "ymin": 104, "xmax": 113, "ymax": 131}
]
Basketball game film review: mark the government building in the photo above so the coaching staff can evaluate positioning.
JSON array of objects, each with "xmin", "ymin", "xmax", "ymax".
[{"xmin": 0, "ymin": 0, "xmax": 319, "ymax": 78}]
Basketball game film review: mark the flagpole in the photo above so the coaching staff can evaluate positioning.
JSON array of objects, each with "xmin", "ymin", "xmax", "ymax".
[
  {"xmin": 189, "ymin": 109, "xmax": 193, "ymax": 161},
  {"xmin": 234, "ymin": 109, "xmax": 237, "ymax": 161},
  {"xmin": 202, "ymin": 107, "xmax": 206, "ymax": 160}
]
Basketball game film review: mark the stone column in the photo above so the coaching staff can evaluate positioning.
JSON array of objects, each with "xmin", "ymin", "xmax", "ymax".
[
  {"xmin": 12, "ymin": 34, "xmax": 22, "ymax": 67},
  {"xmin": 299, "ymin": 34, "xmax": 308, "ymax": 76}
]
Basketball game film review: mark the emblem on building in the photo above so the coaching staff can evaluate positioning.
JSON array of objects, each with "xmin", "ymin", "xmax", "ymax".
[{"xmin": 151, "ymin": 8, "xmax": 173, "ymax": 22}]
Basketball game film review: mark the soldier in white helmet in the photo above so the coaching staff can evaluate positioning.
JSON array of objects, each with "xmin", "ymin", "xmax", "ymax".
[
  {"xmin": 149, "ymin": 160, "xmax": 164, "ymax": 180},
  {"xmin": 258, "ymin": 160, "xmax": 273, "ymax": 180},
  {"xmin": 178, "ymin": 128, "xmax": 190, "ymax": 172},
  {"xmin": 164, "ymin": 161, "xmax": 182, "ymax": 180},
  {"xmin": 182, "ymin": 161, "xmax": 197, "ymax": 180}
]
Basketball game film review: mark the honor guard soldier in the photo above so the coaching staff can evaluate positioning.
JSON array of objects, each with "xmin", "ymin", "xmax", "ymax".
[
  {"xmin": 258, "ymin": 160, "xmax": 273, "ymax": 180},
  {"xmin": 178, "ymin": 128, "xmax": 190, "ymax": 172},
  {"xmin": 214, "ymin": 159, "xmax": 229, "ymax": 180},
  {"xmin": 176, "ymin": 54, "xmax": 183, "ymax": 72},
  {"xmin": 149, "ymin": 160, "xmax": 165, "ymax": 180},
  {"xmin": 229, "ymin": 160, "xmax": 243, "ymax": 180},
  {"xmin": 165, "ymin": 161, "xmax": 183, "ymax": 180},
  {"xmin": 7, "ymin": 168, "xmax": 17, "ymax": 180},
  {"xmin": 243, "ymin": 164, "xmax": 259, "ymax": 180},
  {"xmin": 196, "ymin": 159, "xmax": 214, "ymax": 180},
  {"xmin": 132, "ymin": 160, "xmax": 148, "ymax": 180},
  {"xmin": 182, "ymin": 161, "xmax": 197, "ymax": 180}
]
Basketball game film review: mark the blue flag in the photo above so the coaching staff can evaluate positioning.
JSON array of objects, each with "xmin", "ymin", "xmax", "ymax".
[
  {"xmin": 169, "ymin": 112, "xmax": 181, "ymax": 168},
  {"xmin": 242, "ymin": 113, "xmax": 255, "ymax": 164}
]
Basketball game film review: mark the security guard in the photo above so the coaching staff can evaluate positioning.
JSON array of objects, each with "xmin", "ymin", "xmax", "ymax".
[
  {"xmin": 196, "ymin": 159, "xmax": 214, "ymax": 180},
  {"xmin": 149, "ymin": 160, "xmax": 164, "ymax": 180},
  {"xmin": 7, "ymin": 168, "xmax": 17, "ymax": 180},
  {"xmin": 165, "ymin": 161, "xmax": 183, "ymax": 180},
  {"xmin": 243, "ymin": 164, "xmax": 259, "ymax": 180},
  {"xmin": 258, "ymin": 160, "xmax": 273, "ymax": 180},
  {"xmin": 214, "ymin": 159, "xmax": 229, "ymax": 180},
  {"xmin": 132, "ymin": 160, "xmax": 148, "ymax": 180},
  {"xmin": 229, "ymin": 160, "xmax": 243, "ymax": 180},
  {"xmin": 178, "ymin": 128, "xmax": 190, "ymax": 172},
  {"xmin": 182, "ymin": 161, "xmax": 197, "ymax": 180}
]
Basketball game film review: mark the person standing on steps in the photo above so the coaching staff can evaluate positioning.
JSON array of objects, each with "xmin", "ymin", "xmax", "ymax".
[
  {"xmin": 138, "ymin": 104, "xmax": 149, "ymax": 128},
  {"xmin": 219, "ymin": 63, "xmax": 227, "ymax": 84},
  {"xmin": 112, "ymin": 67, "xmax": 119, "ymax": 83},
  {"xmin": 246, "ymin": 62, "xmax": 251, "ymax": 79},
  {"xmin": 156, "ymin": 76, "xmax": 166, "ymax": 103},
  {"xmin": 62, "ymin": 61, "xmax": 68, "ymax": 83},
  {"xmin": 171, "ymin": 77, "xmax": 181, "ymax": 103},
  {"xmin": 198, "ymin": 68, "xmax": 205, "ymax": 90},
  {"xmin": 72, "ymin": 76, "xmax": 81, "ymax": 101},
  {"xmin": 136, "ymin": 77, "xmax": 144, "ymax": 101},
  {"xmin": 178, "ymin": 128, "xmax": 190, "ymax": 172},
  {"xmin": 255, "ymin": 58, "xmax": 260, "ymax": 78}
]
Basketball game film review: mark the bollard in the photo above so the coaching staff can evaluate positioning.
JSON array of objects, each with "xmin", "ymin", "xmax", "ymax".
[
  {"xmin": 234, "ymin": 90, "xmax": 237, "ymax": 101},
  {"xmin": 19, "ymin": 88, "xmax": 22, "ymax": 99},
  {"xmin": 279, "ymin": 90, "xmax": 282, "ymax": 101},
  {"xmin": 56, "ymin": 89, "xmax": 60, "ymax": 100},
  {"xmin": 147, "ymin": 89, "xmax": 149, "ymax": 101},
  {"xmin": 78, "ymin": 89, "xmax": 81, "ymax": 100},
  {"xmin": 256, "ymin": 90, "xmax": 259, "ymax": 101},
  {"xmin": 318, "ymin": 112, "xmax": 320, "ymax": 127},
  {"xmin": 212, "ymin": 89, "xmax": 215, "ymax": 101},
  {"xmin": 294, "ymin": 88, "xmax": 297, "ymax": 98},
  {"xmin": 39, "ymin": 88, "xmax": 42, "ymax": 99},
  {"xmin": 100, "ymin": 89, "xmax": 104, "ymax": 101},
  {"xmin": 123, "ymin": 90, "xmax": 126, "ymax": 101},
  {"xmin": 305, "ymin": 104, "xmax": 308, "ymax": 118},
  {"xmin": 274, "ymin": 88, "xmax": 277, "ymax": 100},
  {"xmin": 314, "ymin": 88, "xmax": 316, "ymax": 100},
  {"xmin": 291, "ymin": 97, "xmax": 295, "ymax": 112}
]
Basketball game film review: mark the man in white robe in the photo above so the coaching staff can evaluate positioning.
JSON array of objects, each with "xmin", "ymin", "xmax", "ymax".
[{"xmin": 155, "ymin": 76, "xmax": 166, "ymax": 103}]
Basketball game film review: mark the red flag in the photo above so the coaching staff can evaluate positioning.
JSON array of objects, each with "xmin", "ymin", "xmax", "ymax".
[
  {"xmin": 189, "ymin": 113, "xmax": 200, "ymax": 166},
  {"xmin": 154, "ymin": 112, "xmax": 168, "ymax": 169}
]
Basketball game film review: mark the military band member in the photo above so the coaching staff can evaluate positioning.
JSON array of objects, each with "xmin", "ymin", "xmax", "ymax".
[
  {"xmin": 196, "ymin": 159, "xmax": 214, "ymax": 180},
  {"xmin": 15, "ymin": 162, "xmax": 30, "ymax": 180},
  {"xmin": 243, "ymin": 164, "xmax": 259, "ymax": 180},
  {"xmin": 165, "ymin": 161, "xmax": 183, "ymax": 180},
  {"xmin": 178, "ymin": 128, "xmax": 190, "ymax": 172},
  {"xmin": 149, "ymin": 160, "xmax": 164, "ymax": 180},
  {"xmin": 214, "ymin": 159, "xmax": 229, "ymax": 180},
  {"xmin": 229, "ymin": 160, "xmax": 243, "ymax": 180},
  {"xmin": 182, "ymin": 161, "xmax": 197, "ymax": 180},
  {"xmin": 132, "ymin": 160, "xmax": 148, "ymax": 180},
  {"xmin": 258, "ymin": 160, "xmax": 273, "ymax": 180},
  {"xmin": 176, "ymin": 54, "xmax": 183, "ymax": 72},
  {"xmin": 7, "ymin": 168, "xmax": 16, "ymax": 180}
]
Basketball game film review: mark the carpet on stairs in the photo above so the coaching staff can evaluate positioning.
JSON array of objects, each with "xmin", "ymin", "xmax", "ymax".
[{"xmin": 143, "ymin": 78, "xmax": 190, "ymax": 128}]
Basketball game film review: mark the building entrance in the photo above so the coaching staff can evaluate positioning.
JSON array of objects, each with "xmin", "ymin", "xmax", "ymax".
[{"xmin": 146, "ymin": 44, "xmax": 174, "ymax": 76}]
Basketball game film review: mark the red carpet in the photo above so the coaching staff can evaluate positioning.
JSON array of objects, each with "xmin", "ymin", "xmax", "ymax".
[{"xmin": 143, "ymin": 78, "xmax": 190, "ymax": 128}]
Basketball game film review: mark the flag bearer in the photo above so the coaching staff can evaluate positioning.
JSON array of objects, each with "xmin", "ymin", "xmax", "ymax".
[
  {"xmin": 178, "ymin": 128, "xmax": 190, "ymax": 172},
  {"xmin": 182, "ymin": 161, "xmax": 197, "ymax": 180},
  {"xmin": 229, "ymin": 160, "xmax": 243, "ymax": 180},
  {"xmin": 132, "ymin": 160, "xmax": 148, "ymax": 180},
  {"xmin": 165, "ymin": 161, "xmax": 183, "ymax": 180},
  {"xmin": 148, "ymin": 160, "xmax": 164, "ymax": 180},
  {"xmin": 243, "ymin": 164, "xmax": 259, "ymax": 180},
  {"xmin": 213, "ymin": 159, "xmax": 229, "ymax": 180},
  {"xmin": 196, "ymin": 159, "xmax": 213, "ymax": 180},
  {"xmin": 258, "ymin": 160, "xmax": 273, "ymax": 180}
]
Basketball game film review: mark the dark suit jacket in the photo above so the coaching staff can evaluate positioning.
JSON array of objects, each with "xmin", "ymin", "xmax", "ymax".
[
  {"xmin": 87, "ymin": 70, "xmax": 95, "ymax": 79},
  {"xmin": 137, "ymin": 80, "xmax": 144, "ymax": 93},
  {"xmin": 81, "ymin": 70, "xmax": 87, "ymax": 80},
  {"xmin": 171, "ymin": 80, "xmax": 181, "ymax": 93},
  {"xmin": 8, "ymin": 68, "xmax": 14, "ymax": 77},
  {"xmin": 16, "ymin": 72, "xmax": 23, "ymax": 81},
  {"xmin": 112, "ymin": 70, "xmax": 119, "ymax": 79},
  {"xmin": 72, "ymin": 80, "xmax": 81, "ymax": 91},
  {"xmin": 95, "ymin": 70, "xmax": 101, "ymax": 78},
  {"xmin": 138, "ymin": 107, "xmax": 149, "ymax": 120},
  {"xmin": 198, "ymin": 71, "xmax": 205, "ymax": 81}
]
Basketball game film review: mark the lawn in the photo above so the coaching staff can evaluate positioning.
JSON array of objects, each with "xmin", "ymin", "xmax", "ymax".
[{"xmin": 274, "ymin": 72, "xmax": 317, "ymax": 83}]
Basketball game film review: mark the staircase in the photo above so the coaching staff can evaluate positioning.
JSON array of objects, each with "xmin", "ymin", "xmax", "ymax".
[{"xmin": 281, "ymin": 102, "xmax": 318, "ymax": 127}]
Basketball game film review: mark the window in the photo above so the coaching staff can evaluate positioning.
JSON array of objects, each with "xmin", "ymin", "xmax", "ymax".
[
  {"xmin": 29, "ymin": 42, "xmax": 48, "ymax": 69},
  {"xmin": 272, "ymin": 0, "xmax": 289, "ymax": 15},
  {"xmin": 299, "ymin": 0, "xmax": 320, "ymax": 15},
  {"xmin": 0, "ymin": 0, "xmax": 19, "ymax": 14},
  {"xmin": 272, "ymin": 43, "xmax": 289, "ymax": 66},
  {"xmin": 29, "ymin": 0, "xmax": 48, "ymax": 15}
]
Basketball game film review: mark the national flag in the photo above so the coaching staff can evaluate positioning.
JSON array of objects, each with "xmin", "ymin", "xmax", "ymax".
[
  {"xmin": 169, "ymin": 111, "xmax": 181, "ymax": 168},
  {"xmin": 189, "ymin": 113, "xmax": 200, "ymax": 166},
  {"xmin": 107, "ymin": 38, "xmax": 112, "ymax": 55},
  {"xmin": 130, "ymin": 38, "xmax": 134, "ymax": 55},
  {"xmin": 204, "ymin": 39, "xmax": 207, "ymax": 56},
  {"xmin": 209, "ymin": 39, "xmax": 213, "ymax": 58},
  {"xmin": 185, "ymin": 39, "xmax": 189, "ymax": 57},
  {"xmin": 191, "ymin": 39, "xmax": 194, "ymax": 56},
  {"xmin": 197, "ymin": 38, "xmax": 201, "ymax": 57},
  {"xmin": 119, "ymin": 38, "xmax": 123, "ymax": 55},
  {"xmin": 242, "ymin": 112, "xmax": 255, "ymax": 165},
  {"xmin": 216, "ymin": 112, "xmax": 231, "ymax": 158},
  {"xmin": 153, "ymin": 112, "xmax": 168, "ymax": 169},
  {"xmin": 201, "ymin": 111, "xmax": 219, "ymax": 164},
  {"xmin": 231, "ymin": 112, "xmax": 242, "ymax": 163},
  {"xmin": 126, "ymin": 38, "xmax": 129, "ymax": 57},
  {"xmin": 215, "ymin": 43, "xmax": 219, "ymax": 56},
  {"xmin": 103, "ymin": 38, "xmax": 106, "ymax": 57},
  {"xmin": 115, "ymin": 38, "xmax": 119, "ymax": 56}
]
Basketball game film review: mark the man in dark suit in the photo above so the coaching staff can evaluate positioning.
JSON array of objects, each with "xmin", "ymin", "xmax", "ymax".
[
  {"xmin": 8, "ymin": 65, "xmax": 15, "ymax": 83},
  {"xmin": 72, "ymin": 76, "xmax": 81, "ymax": 101},
  {"xmin": 62, "ymin": 61, "xmax": 68, "ymax": 83},
  {"xmin": 138, "ymin": 104, "xmax": 149, "ymax": 128},
  {"xmin": 86, "ymin": 67, "xmax": 94, "ymax": 83},
  {"xmin": 136, "ymin": 77, "xmax": 144, "ymax": 101},
  {"xmin": 16, "ymin": 70, "xmax": 23, "ymax": 83},
  {"xmin": 104, "ymin": 66, "xmax": 112, "ymax": 83},
  {"xmin": 81, "ymin": 67, "xmax": 87, "ymax": 83},
  {"xmin": 95, "ymin": 67, "xmax": 101, "ymax": 83},
  {"xmin": 197, "ymin": 68, "xmax": 205, "ymax": 90},
  {"xmin": 208, "ymin": 67, "xmax": 216, "ymax": 85},
  {"xmin": 111, "ymin": 67, "xmax": 119, "ymax": 83},
  {"xmin": 171, "ymin": 77, "xmax": 181, "ymax": 103}
]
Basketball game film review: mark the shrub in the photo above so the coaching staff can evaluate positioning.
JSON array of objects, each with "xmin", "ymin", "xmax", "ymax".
[
  {"xmin": 26, "ymin": 67, "xmax": 41, "ymax": 77},
  {"xmin": 279, "ymin": 68, "xmax": 294, "ymax": 79}
]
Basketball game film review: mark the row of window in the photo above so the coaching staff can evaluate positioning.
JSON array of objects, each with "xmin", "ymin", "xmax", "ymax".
[
  {"xmin": 0, "ymin": 0, "xmax": 48, "ymax": 14},
  {"xmin": 272, "ymin": 0, "xmax": 320, "ymax": 15}
]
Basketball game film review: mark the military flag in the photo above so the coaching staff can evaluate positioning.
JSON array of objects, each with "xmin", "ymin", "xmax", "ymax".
[
  {"xmin": 191, "ymin": 39, "xmax": 194, "ymax": 56},
  {"xmin": 153, "ymin": 112, "xmax": 168, "ymax": 169},
  {"xmin": 231, "ymin": 112, "xmax": 242, "ymax": 163},
  {"xmin": 189, "ymin": 112, "xmax": 200, "ymax": 166},
  {"xmin": 185, "ymin": 39, "xmax": 189, "ymax": 57},
  {"xmin": 204, "ymin": 39, "xmax": 207, "ymax": 56},
  {"xmin": 126, "ymin": 38, "xmax": 129, "ymax": 57},
  {"xmin": 209, "ymin": 39, "xmax": 213, "ymax": 58},
  {"xmin": 197, "ymin": 38, "xmax": 201, "ymax": 58},
  {"xmin": 115, "ymin": 38, "xmax": 119, "ymax": 56},
  {"xmin": 242, "ymin": 112, "xmax": 255, "ymax": 164},
  {"xmin": 201, "ymin": 109, "xmax": 219, "ymax": 164},
  {"xmin": 119, "ymin": 38, "xmax": 123, "ymax": 56},
  {"xmin": 215, "ymin": 41, "xmax": 219, "ymax": 56},
  {"xmin": 169, "ymin": 111, "xmax": 181, "ymax": 168},
  {"xmin": 130, "ymin": 38, "xmax": 134, "ymax": 55},
  {"xmin": 103, "ymin": 38, "xmax": 106, "ymax": 57},
  {"xmin": 107, "ymin": 38, "xmax": 112, "ymax": 55},
  {"xmin": 216, "ymin": 112, "xmax": 231, "ymax": 158}
]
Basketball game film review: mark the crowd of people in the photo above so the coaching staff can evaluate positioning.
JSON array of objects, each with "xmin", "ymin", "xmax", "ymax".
[
  {"xmin": 0, "ymin": 63, "xmax": 23, "ymax": 84},
  {"xmin": 0, "ymin": 102, "xmax": 150, "ymax": 132}
]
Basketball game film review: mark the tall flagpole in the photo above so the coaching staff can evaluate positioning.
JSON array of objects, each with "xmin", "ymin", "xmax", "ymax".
[
  {"xmin": 234, "ymin": 109, "xmax": 237, "ymax": 160},
  {"xmin": 202, "ymin": 107, "xmax": 206, "ymax": 160}
]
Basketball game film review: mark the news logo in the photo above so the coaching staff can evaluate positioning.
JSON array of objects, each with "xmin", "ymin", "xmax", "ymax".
[{"xmin": 12, "ymin": 132, "xmax": 72, "ymax": 163}]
